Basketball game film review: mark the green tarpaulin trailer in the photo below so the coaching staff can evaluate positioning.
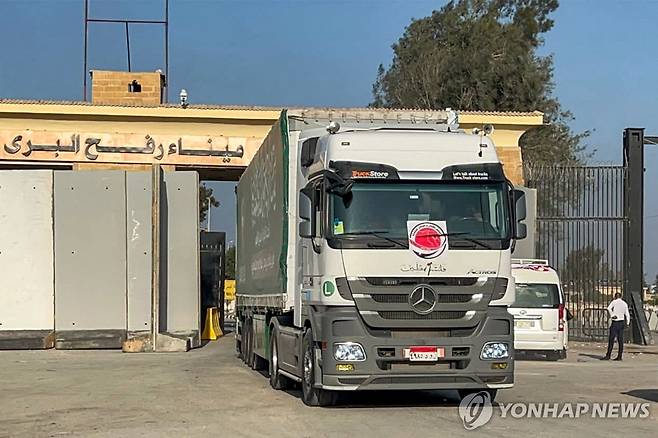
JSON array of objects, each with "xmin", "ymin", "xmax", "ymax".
[{"xmin": 236, "ymin": 110, "xmax": 297, "ymax": 311}]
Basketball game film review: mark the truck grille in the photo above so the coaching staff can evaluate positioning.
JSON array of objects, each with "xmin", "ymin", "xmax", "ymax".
[
  {"xmin": 336, "ymin": 277, "xmax": 496, "ymax": 329},
  {"xmin": 378, "ymin": 311, "xmax": 466, "ymax": 320},
  {"xmin": 370, "ymin": 293, "xmax": 472, "ymax": 304},
  {"xmin": 366, "ymin": 277, "xmax": 478, "ymax": 287}
]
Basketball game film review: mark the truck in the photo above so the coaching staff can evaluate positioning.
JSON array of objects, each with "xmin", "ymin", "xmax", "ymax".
[{"xmin": 236, "ymin": 109, "xmax": 527, "ymax": 406}]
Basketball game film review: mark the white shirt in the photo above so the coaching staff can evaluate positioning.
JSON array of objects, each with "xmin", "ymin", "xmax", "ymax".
[{"xmin": 607, "ymin": 298, "xmax": 630, "ymax": 325}]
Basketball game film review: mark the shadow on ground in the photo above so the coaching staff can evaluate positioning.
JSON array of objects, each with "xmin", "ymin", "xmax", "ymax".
[
  {"xmin": 622, "ymin": 389, "xmax": 658, "ymax": 403},
  {"xmin": 578, "ymin": 353, "xmax": 606, "ymax": 360}
]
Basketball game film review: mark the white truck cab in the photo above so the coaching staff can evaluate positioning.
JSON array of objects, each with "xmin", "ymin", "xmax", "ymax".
[{"xmin": 509, "ymin": 259, "xmax": 568, "ymax": 360}]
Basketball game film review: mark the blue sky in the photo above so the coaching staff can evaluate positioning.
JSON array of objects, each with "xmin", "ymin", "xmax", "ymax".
[{"xmin": 1, "ymin": 0, "xmax": 657, "ymax": 280}]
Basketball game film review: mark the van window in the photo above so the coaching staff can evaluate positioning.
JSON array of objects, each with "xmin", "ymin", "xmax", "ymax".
[{"xmin": 513, "ymin": 284, "xmax": 561, "ymax": 308}]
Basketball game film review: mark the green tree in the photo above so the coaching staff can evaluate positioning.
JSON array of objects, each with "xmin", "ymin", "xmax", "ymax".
[
  {"xmin": 199, "ymin": 183, "xmax": 219, "ymax": 224},
  {"xmin": 371, "ymin": 0, "xmax": 589, "ymax": 165},
  {"xmin": 561, "ymin": 245, "xmax": 613, "ymax": 286},
  {"xmin": 224, "ymin": 245, "xmax": 236, "ymax": 279}
]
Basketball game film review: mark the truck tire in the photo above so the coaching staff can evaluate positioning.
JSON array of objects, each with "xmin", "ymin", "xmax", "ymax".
[
  {"xmin": 235, "ymin": 334, "xmax": 242, "ymax": 357},
  {"xmin": 458, "ymin": 389, "xmax": 498, "ymax": 403},
  {"xmin": 239, "ymin": 317, "xmax": 248, "ymax": 363},
  {"xmin": 252, "ymin": 342, "xmax": 266, "ymax": 371},
  {"xmin": 242, "ymin": 318, "xmax": 254, "ymax": 366},
  {"xmin": 301, "ymin": 329, "xmax": 337, "ymax": 407},
  {"xmin": 236, "ymin": 317, "xmax": 244, "ymax": 358},
  {"xmin": 269, "ymin": 326, "xmax": 292, "ymax": 390},
  {"xmin": 246, "ymin": 319, "xmax": 255, "ymax": 368}
]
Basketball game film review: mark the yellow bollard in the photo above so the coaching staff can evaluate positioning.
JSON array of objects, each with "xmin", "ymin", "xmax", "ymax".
[{"xmin": 202, "ymin": 307, "xmax": 223, "ymax": 340}]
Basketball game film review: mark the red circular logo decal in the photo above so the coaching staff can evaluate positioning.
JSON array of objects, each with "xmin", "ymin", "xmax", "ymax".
[{"xmin": 409, "ymin": 222, "xmax": 448, "ymax": 259}]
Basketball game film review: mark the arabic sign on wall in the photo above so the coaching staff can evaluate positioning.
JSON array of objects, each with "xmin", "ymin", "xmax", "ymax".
[{"xmin": 0, "ymin": 130, "xmax": 260, "ymax": 166}]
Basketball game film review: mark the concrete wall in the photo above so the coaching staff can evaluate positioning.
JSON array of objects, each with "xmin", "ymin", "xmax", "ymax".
[
  {"xmin": 126, "ymin": 172, "xmax": 153, "ymax": 333},
  {"xmin": 0, "ymin": 171, "xmax": 54, "ymax": 331},
  {"xmin": 0, "ymin": 169, "xmax": 200, "ymax": 349},
  {"xmin": 54, "ymin": 171, "xmax": 128, "ymax": 332},
  {"xmin": 162, "ymin": 172, "xmax": 200, "ymax": 334}
]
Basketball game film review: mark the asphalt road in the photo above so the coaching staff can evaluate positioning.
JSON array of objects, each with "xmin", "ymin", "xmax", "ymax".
[{"xmin": 0, "ymin": 336, "xmax": 656, "ymax": 437}]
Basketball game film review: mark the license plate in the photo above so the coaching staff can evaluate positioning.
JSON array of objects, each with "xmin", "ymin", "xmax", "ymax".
[
  {"xmin": 515, "ymin": 320, "xmax": 535, "ymax": 329},
  {"xmin": 403, "ymin": 346, "xmax": 445, "ymax": 361}
]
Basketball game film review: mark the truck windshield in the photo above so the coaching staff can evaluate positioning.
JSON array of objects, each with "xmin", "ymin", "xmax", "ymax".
[{"xmin": 329, "ymin": 181, "xmax": 510, "ymax": 248}]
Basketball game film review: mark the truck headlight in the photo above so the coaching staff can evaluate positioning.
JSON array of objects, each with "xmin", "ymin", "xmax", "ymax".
[
  {"xmin": 333, "ymin": 342, "xmax": 366, "ymax": 361},
  {"xmin": 480, "ymin": 342, "xmax": 510, "ymax": 360}
]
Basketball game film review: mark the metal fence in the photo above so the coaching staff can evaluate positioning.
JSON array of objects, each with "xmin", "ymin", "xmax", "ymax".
[{"xmin": 524, "ymin": 165, "xmax": 627, "ymax": 341}]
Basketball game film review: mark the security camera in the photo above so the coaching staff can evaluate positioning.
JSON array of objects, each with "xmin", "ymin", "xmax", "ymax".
[{"xmin": 179, "ymin": 89, "xmax": 188, "ymax": 108}]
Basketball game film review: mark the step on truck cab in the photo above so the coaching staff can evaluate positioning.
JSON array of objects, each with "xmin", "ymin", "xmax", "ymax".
[{"xmin": 236, "ymin": 110, "xmax": 528, "ymax": 406}]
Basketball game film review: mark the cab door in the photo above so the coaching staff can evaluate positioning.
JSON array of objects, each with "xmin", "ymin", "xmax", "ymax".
[{"xmin": 299, "ymin": 182, "xmax": 323, "ymax": 303}]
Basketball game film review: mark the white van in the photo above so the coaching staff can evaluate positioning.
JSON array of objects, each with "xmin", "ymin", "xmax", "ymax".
[{"xmin": 510, "ymin": 259, "xmax": 568, "ymax": 360}]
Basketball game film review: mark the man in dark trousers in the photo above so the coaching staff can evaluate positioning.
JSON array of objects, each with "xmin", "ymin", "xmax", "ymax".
[{"xmin": 601, "ymin": 293, "xmax": 631, "ymax": 361}]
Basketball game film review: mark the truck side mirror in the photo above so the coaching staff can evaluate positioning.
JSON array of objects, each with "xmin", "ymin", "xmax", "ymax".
[
  {"xmin": 514, "ymin": 189, "xmax": 527, "ymax": 221},
  {"xmin": 300, "ymin": 137, "xmax": 319, "ymax": 168},
  {"xmin": 299, "ymin": 191, "xmax": 313, "ymax": 238},
  {"xmin": 513, "ymin": 189, "xmax": 527, "ymax": 239}
]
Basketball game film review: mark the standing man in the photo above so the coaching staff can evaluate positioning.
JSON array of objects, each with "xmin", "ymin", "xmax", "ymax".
[{"xmin": 601, "ymin": 293, "xmax": 631, "ymax": 361}]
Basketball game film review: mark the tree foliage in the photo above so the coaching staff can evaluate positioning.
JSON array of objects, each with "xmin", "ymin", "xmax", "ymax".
[
  {"xmin": 561, "ymin": 245, "xmax": 613, "ymax": 286},
  {"xmin": 199, "ymin": 183, "xmax": 220, "ymax": 224},
  {"xmin": 371, "ymin": 0, "xmax": 589, "ymax": 165},
  {"xmin": 225, "ymin": 245, "xmax": 236, "ymax": 280}
]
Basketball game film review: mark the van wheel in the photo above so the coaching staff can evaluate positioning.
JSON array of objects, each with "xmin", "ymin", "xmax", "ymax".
[
  {"xmin": 301, "ymin": 329, "xmax": 336, "ymax": 407},
  {"xmin": 269, "ymin": 326, "xmax": 292, "ymax": 390},
  {"xmin": 458, "ymin": 389, "xmax": 498, "ymax": 403}
]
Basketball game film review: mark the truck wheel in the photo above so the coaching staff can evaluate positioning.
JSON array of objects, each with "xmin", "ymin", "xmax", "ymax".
[
  {"xmin": 301, "ymin": 329, "xmax": 336, "ymax": 407},
  {"xmin": 241, "ymin": 318, "xmax": 253, "ymax": 366},
  {"xmin": 458, "ymin": 389, "xmax": 498, "ymax": 403},
  {"xmin": 252, "ymin": 339, "xmax": 266, "ymax": 371},
  {"xmin": 235, "ymin": 318, "xmax": 242, "ymax": 358},
  {"xmin": 269, "ymin": 326, "xmax": 291, "ymax": 390},
  {"xmin": 239, "ymin": 318, "xmax": 248, "ymax": 363},
  {"xmin": 235, "ymin": 334, "xmax": 242, "ymax": 357},
  {"xmin": 246, "ymin": 319, "xmax": 255, "ymax": 368}
]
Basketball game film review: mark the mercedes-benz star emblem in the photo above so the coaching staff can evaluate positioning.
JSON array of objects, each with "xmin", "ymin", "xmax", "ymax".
[{"xmin": 408, "ymin": 284, "xmax": 438, "ymax": 315}]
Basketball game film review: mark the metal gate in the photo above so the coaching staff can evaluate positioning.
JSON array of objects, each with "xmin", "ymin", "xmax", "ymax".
[
  {"xmin": 200, "ymin": 231, "xmax": 226, "ymax": 331},
  {"xmin": 524, "ymin": 165, "xmax": 627, "ymax": 341}
]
